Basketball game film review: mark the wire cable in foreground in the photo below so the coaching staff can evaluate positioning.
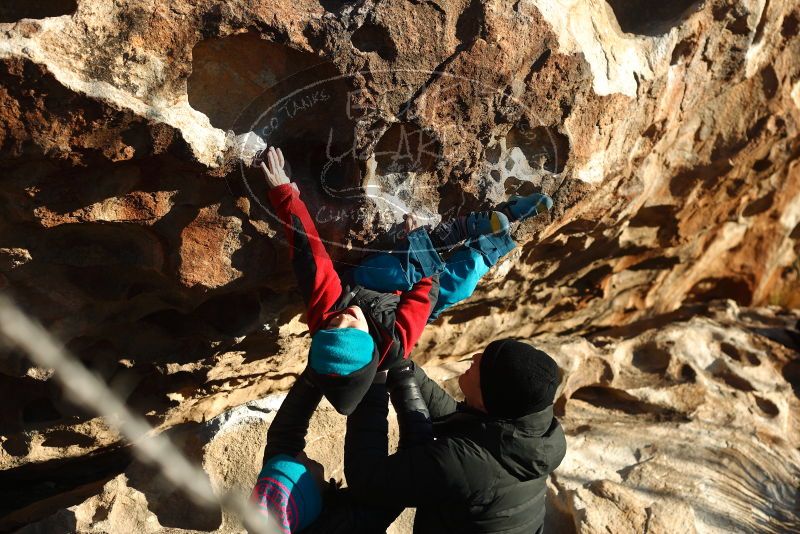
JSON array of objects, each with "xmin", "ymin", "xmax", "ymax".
[{"xmin": 0, "ymin": 294, "xmax": 279, "ymax": 534}]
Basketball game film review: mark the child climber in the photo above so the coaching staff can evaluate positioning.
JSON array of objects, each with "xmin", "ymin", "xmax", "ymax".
[
  {"xmin": 351, "ymin": 193, "xmax": 553, "ymax": 322},
  {"xmin": 251, "ymin": 146, "xmax": 554, "ymax": 532},
  {"xmin": 257, "ymin": 146, "xmax": 544, "ymax": 415}
]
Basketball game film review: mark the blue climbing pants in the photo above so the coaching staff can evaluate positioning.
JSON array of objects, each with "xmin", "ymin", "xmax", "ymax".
[{"xmin": 352, "ymin": 228, "xmax": 517, "ymax": 321}]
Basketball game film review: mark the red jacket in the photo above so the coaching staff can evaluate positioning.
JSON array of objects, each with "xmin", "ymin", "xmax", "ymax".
[{"xmin": 267, "ymin": 184, "xmax": 438, "ymax": 368}]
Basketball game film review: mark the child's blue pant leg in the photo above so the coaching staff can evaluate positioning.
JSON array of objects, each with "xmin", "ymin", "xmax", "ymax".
[
  {"xmin": 353, "ymin": 228, "xmax": 444, "ymax": 292},
  {"xmin": 428, "ymin": 231, "xmax": 516, "ymax": 321},
  {"xmin": 352, "ymin": 226, "xmax": 516, "ymax": 318},
  {"xmin": 352, "ymin": 253, "xmax": 418, "ymax": 292}
]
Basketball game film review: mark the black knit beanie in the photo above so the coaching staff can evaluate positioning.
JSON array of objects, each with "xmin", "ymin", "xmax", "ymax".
[{"xmin": 479, "ymin": 339, "xmax": 560, "ymax": 418}]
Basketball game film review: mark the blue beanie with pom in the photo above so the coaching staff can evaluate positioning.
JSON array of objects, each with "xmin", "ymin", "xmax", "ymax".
[
  {"xmin": 309, "ymin": 328, "xmax": 375, "ymax": 376},
  {"xmin": 251, "ymin": 454, "xmax": 323, "ymax": 533}
]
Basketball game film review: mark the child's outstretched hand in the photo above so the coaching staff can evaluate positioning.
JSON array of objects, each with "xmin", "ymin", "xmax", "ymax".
[{"xmin": 260, "ymin": 146, "xmax": 291, "ymax": 189}]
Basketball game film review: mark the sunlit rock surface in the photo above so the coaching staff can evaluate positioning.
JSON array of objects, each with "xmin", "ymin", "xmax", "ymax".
[{"xmin": 1, "ymin": 0, "xmax": 799, "ymax": 531}]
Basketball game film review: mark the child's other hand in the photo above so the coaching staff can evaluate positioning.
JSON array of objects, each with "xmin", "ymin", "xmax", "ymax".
[
  {"xmin": 260, "ymin": 146, "xmax": 291, "ymax": 189},
  {"xmin": 403, "ymin": 213, "xmax": 419, "ymax": 235},
  {"xmin": 394, "ymin": 213, "xmax": 419, "ymax": 241}
]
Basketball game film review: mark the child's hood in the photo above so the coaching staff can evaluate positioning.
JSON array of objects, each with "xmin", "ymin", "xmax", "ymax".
[
  {"xmin": 336, "ymin": 285, "xmax": 401, "ymax": 318},
  {"xmin": 334, "ymin": 284, "xmax": 402, "ymax": 367}
]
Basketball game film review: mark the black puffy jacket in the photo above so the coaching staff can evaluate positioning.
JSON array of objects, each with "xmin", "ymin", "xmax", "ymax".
[{"xmin": 345, "ymin": 365, "xmax": 567, "ymax": 533}]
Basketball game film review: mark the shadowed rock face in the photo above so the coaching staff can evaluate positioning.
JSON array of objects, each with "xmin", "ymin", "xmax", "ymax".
[
  {"xmin": 0, "ymin": 0, "xmax": 77, "ymax": 24},
  {"xmin": 0, "ymin": 0, "xmax": 799, "ymax": 531},
  {"xmin": 605, "ymin": 0, "xmax": 702, "ymax": 36}
]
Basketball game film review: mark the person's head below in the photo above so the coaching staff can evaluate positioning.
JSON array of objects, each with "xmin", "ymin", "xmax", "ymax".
[
  {"xmin": 307, "ymin": 305, "xmax": 378, "ymax": 415},
  {"xmin": 459, "ymin": 338, "xmax": 560, "ymax": 418},
  {"xmin": 251, "ymin": 453, "xmax": 325, "ymax": 533}
]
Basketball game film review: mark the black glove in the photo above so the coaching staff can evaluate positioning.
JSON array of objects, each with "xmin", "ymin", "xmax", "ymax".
[
  {"xmin": 386, "ymin": 362, "xmax": 414, "ymax": 389},
  {"xmin": 387, "ymin": 362, "xmax": 433, "ymax": 449},
  {"xmin": 373, "ymin": 370, "xmax": 388, "ymax": 384}
]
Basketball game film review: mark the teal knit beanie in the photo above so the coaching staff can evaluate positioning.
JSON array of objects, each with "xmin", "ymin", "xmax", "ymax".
[
  {"xmin": 251, "ymin": 454, "xmax": 323, "ymax": 533},
  {"xmin": 309, "ymin": 327, "xmax": 375, "ymax": 376}
]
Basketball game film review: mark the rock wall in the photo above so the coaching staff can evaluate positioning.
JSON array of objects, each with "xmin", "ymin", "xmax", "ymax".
[{"xmin": 1, "ymin": 0, "xmax": 799, "ymax": 531}]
